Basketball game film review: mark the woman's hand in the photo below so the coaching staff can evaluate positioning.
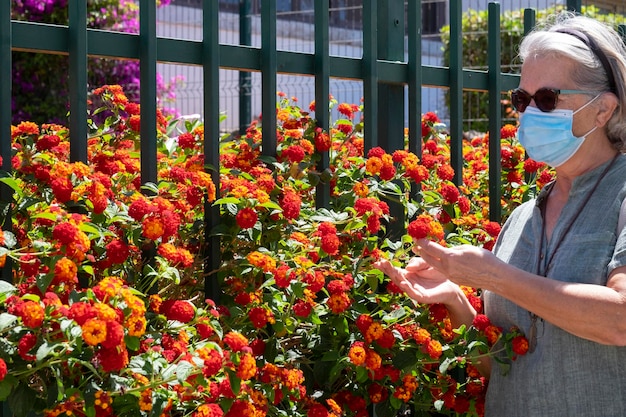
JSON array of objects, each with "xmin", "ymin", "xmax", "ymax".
[
  {"xmin": 373, "ymin": 257, "xmax": 460, "ymax": 305},
  {"xmin": 413, "ymin": 239, "xmax": 501, "ymax": 290}
]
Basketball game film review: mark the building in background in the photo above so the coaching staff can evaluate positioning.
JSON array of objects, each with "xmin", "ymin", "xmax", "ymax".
[{"xmin": 157, "ymin": 0, "xmax": 624, "ymax": 132}]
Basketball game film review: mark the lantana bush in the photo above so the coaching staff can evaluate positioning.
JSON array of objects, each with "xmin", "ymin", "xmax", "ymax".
[{"xmin": 0, "ymin": 85, "xmax": 553, "ymax": 417}]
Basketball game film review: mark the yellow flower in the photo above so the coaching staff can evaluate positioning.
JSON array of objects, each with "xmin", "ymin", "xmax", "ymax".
[{"xmin": 82, "ymin": 318, "xmax": 107, "ymax": 346}]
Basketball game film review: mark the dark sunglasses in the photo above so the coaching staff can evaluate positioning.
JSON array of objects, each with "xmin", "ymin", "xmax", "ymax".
[{"xmin": 510, "ymin": 88, "xmax": 593, "ymax": 113}]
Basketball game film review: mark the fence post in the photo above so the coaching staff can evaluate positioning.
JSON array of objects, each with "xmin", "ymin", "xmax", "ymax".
[
  {"xmin": 377, "ymin": 0, "xmax": 406, "ymax": 239},
  {"xmin": 314, "ymin": 0, "xmax": 331, "ymax": 209},
  {"xmin": 407, "ymin": 1, "xmax": 422, "ymax": 158},
  {"xmin": 238, "ymin": 0, "xmax": 252, "ymax": 136},
  {"xmin": 487, "ymin": 2, "xmax": 502, "ymax": 222},
  {"xmin": 204, "ymin": 1, "xmax": 222, "ymax": 303},
  {"xmin": 566, "ymin": 0, "xmax": 582, "ymax": 12},
  {"xmin": 0, "ymin": 0, "xmax": 11, "ymax": 286},
  {"xmin": 139, "ymin": 0, "xmax": 158, "ymax": 187},
  {"xmin": 139, "ymin": 0, "xmax": 158, "ymax": 294},
  {"xmin": 362, "ymin": 0, "xmax": 378, "ymax": 151},
  {"xmin": 68, "ymin": 0, "xmax": 88, "ymax": 163},
  {"xmin": 448, "ymin": 0, "xmax": 464, "ymax": 186},
  {"xmin": 377, "ymin": 0, "xmax": 405, "ymax": 153},
  {"xmin": 261, "ymin": 1, "xmax": 277, "ymax": 157}
]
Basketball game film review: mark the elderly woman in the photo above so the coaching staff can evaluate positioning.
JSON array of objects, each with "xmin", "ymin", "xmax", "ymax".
[{"xmin": 375, "ymin": 13, "xmax": 626, "ymax": 416}]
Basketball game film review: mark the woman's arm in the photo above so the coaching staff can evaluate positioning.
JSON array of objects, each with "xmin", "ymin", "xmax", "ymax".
[{"xmin": 415, "ymin": 239, "xmax": 626, "ymax": 346}]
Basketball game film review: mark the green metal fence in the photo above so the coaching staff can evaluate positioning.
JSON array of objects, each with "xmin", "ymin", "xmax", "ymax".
[{"xmin": 0, "ymin": 0, "xmax": 581, "ymax": 299}]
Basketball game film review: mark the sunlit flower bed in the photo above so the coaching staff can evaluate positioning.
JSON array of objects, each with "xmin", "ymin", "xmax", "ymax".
[{"xmin": 0, "ymin": 86, "xmax": 553, "ymax": 417}]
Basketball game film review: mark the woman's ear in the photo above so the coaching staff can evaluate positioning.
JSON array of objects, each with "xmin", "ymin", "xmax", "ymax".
[{"xmin": 595, "ymin": 92, "xmax": 620, "ymax": 127}]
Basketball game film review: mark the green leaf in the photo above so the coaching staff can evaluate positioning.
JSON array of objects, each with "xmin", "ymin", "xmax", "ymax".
[
  {"xmin": 0, "ymin": 375, "xmax": 17, "ymax": 401},
  {"xmin": 176, "ymin": 361, "xmax": 195, "ymax": 384},
  {"xmin": 8, "ymin": 382, "xmax": 40, "ymax": 417},
  {"xmin": 439, "ymin": 356, "xmax": 456, "ymax": 375},
  {"xmin": 392, "ymin": 349, "xmax": 419, "ymax": 371},
  {"xmin": 125, "ymin": 335, "xmax": 141, "ymax": 351},
  {"xmin": 0, "ymin": 313, "xmax": 16, "ymax": 332},
  {"xmin": 374, "ymin": 400, "xmax": 402, "ymax": 417},
  {"xmin": 35, "ymin": 341, "xmax": 57, "ymax": 361},
  {"xmin": 0, "ymin": 177, "xmax": 23, "ymax": 198},
  {"xmin": 0, "ymin": 280, "xmax": 17, "ymax": 296},
  {"xmin": 327, "ymin": 358, "xmax": 348, "ymax": 385},
  {"xmin": 213, "ymin": 197, "xmax": 242, "ymax": 205}
]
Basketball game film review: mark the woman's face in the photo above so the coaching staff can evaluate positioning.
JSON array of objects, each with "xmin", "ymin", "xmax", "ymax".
[{"xmin": 519, "ymin": 55, "xmax": 598, "ymax": 139}]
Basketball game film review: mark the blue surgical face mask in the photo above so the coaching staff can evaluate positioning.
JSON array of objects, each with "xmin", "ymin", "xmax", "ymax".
[{"xmin": 518, "ymin": 95, "xmax": 599, "ymax": 167}]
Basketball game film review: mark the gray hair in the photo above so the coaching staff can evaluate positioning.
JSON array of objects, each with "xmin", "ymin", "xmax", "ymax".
[{"xmin": 518, "ymin": 13, "xmax": 626, "ymax": 150}]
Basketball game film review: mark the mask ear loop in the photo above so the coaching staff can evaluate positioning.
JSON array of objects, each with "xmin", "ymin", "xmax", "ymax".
[
  {"xmin": 555, "ymin": 29, "xmax": 617, "ymax": 95},
  {"xmin": 573, "ymin": 94, "xmax": 601, "ymax": 139},
  {"xmin": 573, "ymin": 93, "xmax": 601, "ymax": 115}
]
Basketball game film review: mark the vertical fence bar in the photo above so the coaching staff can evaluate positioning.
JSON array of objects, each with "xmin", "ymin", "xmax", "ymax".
[
  {"xmin": 139, "ymin": 0, "xmax": 157, "ymax": 186},
  {"xmin": 68, "ymin": 0, "xmax": 88, "ymax": 163},
  {"xmin": 314, "ymin": 0, "xmax": 330, "ymax": 209},
  {"xmin": 203, "ymin": 1, "xmax": 221, "ymax": 303},
  {"xmin": 0, "ymin": 0, "xmax": 12, "ymax": 286},
  {"xmin": 239, "ymin": 0, "xmax": 252, "ymax": 136},
  {"xmin": 524, "ymin": 8, "xmax": 536, "ymax": 35},
  {"xmin": 377, "ymin": 0, "xmax": 404, "ymax": 152},
  {"xmin": 619, "ymin": 25, "xmax": 626, "ymax": 44},
  {"xmin": 408, "ymin": 0, "xmax": 422, "ymax": 157},
  {"xmin": 261, "ymin": 1, "xmax": 277, "ymax": 156},
  {"xmin": 139, "ymin": 0, "xmax": 158, "ymax": 293},
  {"xmin": 362, "ymin": 0, "xmax": 378, "ymax": 151},
  {"xmin": 448, "ymin": 0, "xmax": 463, "ymax": 186},
  {"xmin": 378, "ymin": 0, "xmax": 406, "ymax": 240},
  {"xmin": 488, "ymin": 2, "xmax": 502, "ymax": 222},
  {"xmin": 566, "ymin": 0, "xmax": 582, "ymax": 12}
]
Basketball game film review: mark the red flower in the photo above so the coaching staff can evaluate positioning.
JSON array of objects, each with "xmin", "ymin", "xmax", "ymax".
[
  {"xmin": 18, "ymin": 333, "xmax": 37, "ymax": 361},
  {"xmin": 235, "ymin": 207, "xmax": 258, "ymax": 229},
  {"xmin": 523, "ymin": 158, "xmax": 545, "ymax": 173},
  {"xmin": 36, "ymin": 134, "xmax": 61, "ymax": 151},
  {"xmin": 472, "ymin": 314, "xmax": 491, "ymax": 331},
  {"xmin": 293, "ymin": 299, "xmax": 313, "ymax": 317},
  {"xmin": 196, "ymin": 318, "xmax": 215, "ymax": 339},
  {"xmin": 483, "ymin": 221, "xmax": 502, "ymax": 238},
  {"xmin": 512, "ymin": 335, "xmax": 530, "ymax": 356},
  {"xmin": 282, "ymin": 145, "xmax": 306, "ymax": 163},
  {"xmin": 436, "ymin": 164, "xmax": 455, "ymax": 181},
  {"xmin": 280, "ymin": 190, "xmax": 302, "ymax": 220},
  {"xmin": 314, "ymin": 129, "xmax": 331, "ymax": 152},
  {"xmin": 194, "ymin": 404, "xmax": 224, "ymax": 417},
  {"xmin": 96, "ymin": 345, "xmax": 129, "ymax": 372},
  {"xmin": 106, "ymin": 239, "xmax": 130, "ymax": 264},
  {"xmin": 367, "ymin": 147, "xmax": 386, "ymax": 158},
  {"xmin": 337, "ymin": 102, "xmax": 355, "ymax": 119},
  {"xmin": 407, "ymin": 217, "xmax": 430, "ymax": 240},
  {"xmin": 102, "ymin": 320, "xmax": 125, "ymax": 349},
  {"xmin": 0, "ymin": 358, "xmax": 7, "ymax": 381},
  {"xmin": 16, "ymin": 300, "xmax": 45, "ymax": 328},
  {"xmin": 368, "ymin": 383, "xmax": 388, "ymax": 404},
  {"xmin": 177, "ymin": 132, "xmax": 196, "ymax": 149},
  {"xmin": 223, "ymin": 331, "xmax": 249, "ymax": 352},
  {"xmin": 248, "ymin": 306, "xmax": 274, "ymax": 328},
  {"xmin": 161, "ymin": 300, "xmax": 195, "ymax": 323},
  {"xmin": 69, "ymin": 302, "xmax": 97, "ymax": 325},
  {"xmin": 203, "ymin": 349, "xmax": 223, "ymax": 377},
  {"xmin": 50, "ymin": 177, "xmax": 73, "ymax": 203},
  {"xmin": 128, "ymin": 197, "xmax": 154, "ymax": 220},
  {"xmin": 320, "ymin": 233, "xmax": 340, "ymax": 255},
  {"xmin": 500, "ymin": 124, "xmax": 517, "ymax": 139},
  {"xmin": 440, "ymin": 183, "xmax": 460, "ymax": 204}
]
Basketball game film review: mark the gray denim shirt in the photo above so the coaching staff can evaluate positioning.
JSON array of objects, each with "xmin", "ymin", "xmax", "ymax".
[{"xmin": 484, "ymin": 154, "xmax": 626, "ymax": 417}]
